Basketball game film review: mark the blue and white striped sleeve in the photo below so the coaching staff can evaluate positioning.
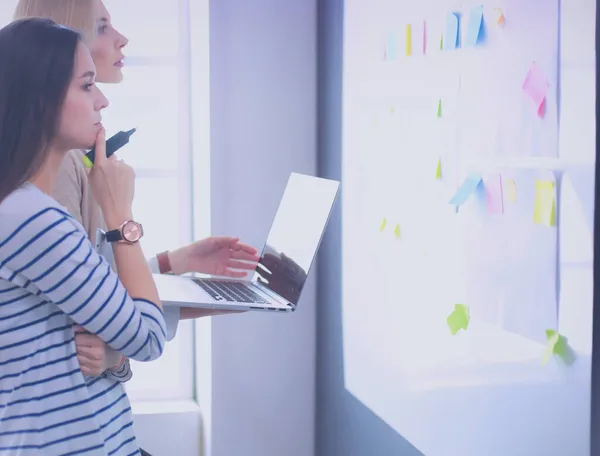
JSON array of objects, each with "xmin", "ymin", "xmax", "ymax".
[{"xmin": 1, "ymin": 207, "xmax": 166, "ymax": 362}]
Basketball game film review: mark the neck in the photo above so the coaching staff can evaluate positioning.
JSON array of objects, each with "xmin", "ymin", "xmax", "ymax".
[{"xmin": 30, "ymin": 147, "xmax": 67, "ymax": 195}]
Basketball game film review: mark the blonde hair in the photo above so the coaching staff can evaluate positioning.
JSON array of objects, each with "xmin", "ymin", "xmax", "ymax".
[{"xmin": 13, "ymin": 0, "xmax": 98, "ymax": 43}]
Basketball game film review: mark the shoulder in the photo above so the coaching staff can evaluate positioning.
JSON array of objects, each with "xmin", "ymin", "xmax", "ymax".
[{"xmin": 0, "ymin": 184, "xmax": 84, "ymax": 243}]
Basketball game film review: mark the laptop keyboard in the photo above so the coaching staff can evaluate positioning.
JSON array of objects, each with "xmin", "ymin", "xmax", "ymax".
[{"xmin": 193, "ymin": 280, "xmax": 267, "ymax": 304}]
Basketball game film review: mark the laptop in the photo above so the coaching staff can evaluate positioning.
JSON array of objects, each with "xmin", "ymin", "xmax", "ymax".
[{"xmin": 150, "ymin": 172, "xmax": 340, "ymax": 312}]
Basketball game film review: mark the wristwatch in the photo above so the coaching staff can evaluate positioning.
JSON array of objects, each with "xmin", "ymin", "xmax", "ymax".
[{"xmin": 105, "ymin": 220, "xmax": 144, "ymax": 244}]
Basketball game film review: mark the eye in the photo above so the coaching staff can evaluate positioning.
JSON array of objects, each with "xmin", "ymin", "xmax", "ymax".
[
  {"xmin": 97, "ymin": 24, "xmax": 108, "ymax": 34},
  {"xmin": 83, "ymin": 83, "xmax": 95, "ymax": 92}
]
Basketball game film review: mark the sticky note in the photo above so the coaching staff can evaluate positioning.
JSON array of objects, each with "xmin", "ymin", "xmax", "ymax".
[
  {"xmin": 484, "ymin": 174, "xmax": 503, "ymax": 214},
  {"xmin": 466, "ymin": 5, "xmax": 484, "ymax": 46},
  {"xmin": 541, "ymin": 330, "xmax": 576, "ymax": 366},
  {"xmin": 405, "ymin": 24, "xmax": 412, "ymax": 56},
  {"xmin": 439, "ymin": 34, "xmax": 443, "ymax": 50},
  {"xmin": 533, "ymin": 180, "xmax": 555, "ymax": 226},
  {"xmin": 522, "ymin": 62, "xmax": 549, "ymax": 117},
  {"xmin": 493, "ymin": 8, "xmax": 505, "ymax": 25},
  {"xmin": 437, "ymin": 99, "xmax": 442, "ymax": 117},
  {"xmin": 380, "ymin": 217, "xmax": 387, "ymax": 232},
  {"xmin": 444, "ymin": 12, "xmax": 459, "ymax": 50},
  {"xmin": 422, "ymin": 21, "xmax": 427, "ymax": 54},
  {"xmin": 447, "ymin": 304, "xmax": 470, "ymax": 335},
  {"xmin": 386, "ymin": 31, "xmax": 398, "ymax": 60},
  {"xmin": 505, "ymin": 179, "xmax": 517, "ymax": 202},
  {"xmin": 449, "ymin": 173, "xmax": 482, "ymax": 206},
  {"xmin": 393, "ymin": 224, "xmax": 401, "ymax": 238},
  {"xmin": 435, "ymin": 158, "xmax": 442, "ymax": 179}
]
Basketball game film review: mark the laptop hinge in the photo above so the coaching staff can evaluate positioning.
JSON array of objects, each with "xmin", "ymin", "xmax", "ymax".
[{"xmin": 254, "ymin": 282, "xmax": 295, "ymax": 308}]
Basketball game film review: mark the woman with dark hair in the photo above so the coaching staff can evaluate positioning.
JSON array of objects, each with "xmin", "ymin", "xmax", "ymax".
[{"xmin": 0, "ymin": 18, "xmax": 166, "ymax": 455}]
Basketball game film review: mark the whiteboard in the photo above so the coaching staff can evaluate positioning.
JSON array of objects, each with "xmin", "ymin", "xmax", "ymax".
[{"xmin": 341, "ymin": 0, "xmax": 595, "ymax": 455}]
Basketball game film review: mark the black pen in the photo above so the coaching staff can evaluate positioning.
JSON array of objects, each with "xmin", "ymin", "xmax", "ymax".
[{"xmin": 82, "ymin": 128, "xmax": 136, "ymax": 168}]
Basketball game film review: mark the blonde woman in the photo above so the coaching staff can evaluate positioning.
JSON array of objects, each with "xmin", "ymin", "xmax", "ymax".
[{"xmin": 14, "ymin": 1, "xmax": 257, "ymax": 386}]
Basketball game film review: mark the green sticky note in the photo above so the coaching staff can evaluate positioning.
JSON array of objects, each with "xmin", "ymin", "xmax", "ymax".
[
  {"xmin": 447, "ymin": 304, "xmax": 469, "ymax": 335},
  {"xmin": 439, "ymin": 34, "xmax": 443, "ymax": 50},
  {"xmin": 437, "ymin": 99, "xmax": 442, "ymax": 118},
  {"xmin": 380, "ymin": 218, "xmax": 387, "ymax": 232},
  {"xmin": 393, "ymin": 223, "xmax": 401, "ymax": 238},
  {"xmin": 542, "ymin": 329, "xmax": 576, "ymax": 366},
  {"xmin": 435, "ymin": 158, "xmax": 442, "ymax": 179}
]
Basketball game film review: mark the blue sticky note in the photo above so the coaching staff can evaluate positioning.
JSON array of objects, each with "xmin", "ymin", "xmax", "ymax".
[
  {"xmin": 444, "ymin": 12, "xmax": 460, "ymax": 50},
  {"xmin": 449, "ymin": 173, "xmax": 482, "ymax": 206},
  {"xmin": 386, "ymin": 31, "xmax": 398, "ymax": 60},
  {"xmin": 466, "ymin": 6, "xmax": 484, "ymax": 46}
]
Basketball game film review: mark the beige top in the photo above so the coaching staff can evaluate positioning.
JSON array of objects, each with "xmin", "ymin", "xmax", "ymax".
[
  {"xmin": 52, "ymin": 149, "xmax": 180, "ymax": 341},
  {"xmin": 52, "ymin": 149, "xmax": 106, "ymax": 245}
]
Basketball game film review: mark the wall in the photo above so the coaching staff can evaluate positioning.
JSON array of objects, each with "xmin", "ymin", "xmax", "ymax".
[
  {"xmin": 209, "ymin": 1, "xmax": 318, "ymax": 456},
  {"xmin": 316, "ymin": 1, "xmax": 596, "ymax": 456},
  {"xmin": 314, "ymin": 0, "xmax": 423, "ymax": 454}
]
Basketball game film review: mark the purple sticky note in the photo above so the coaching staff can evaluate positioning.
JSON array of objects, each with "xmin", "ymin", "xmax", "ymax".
[
  {"xmin": 485, "ymin": 174, "xmax": 504, "ymax": 214},
  {"xmin": 522, "ymin": 62, "xmax": 549, "ymax": 117}
]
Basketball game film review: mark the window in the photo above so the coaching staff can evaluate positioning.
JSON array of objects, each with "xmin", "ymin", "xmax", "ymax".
[{"xmin": 102, "ymin": 0, "xmax": 203, "ymax": 403}]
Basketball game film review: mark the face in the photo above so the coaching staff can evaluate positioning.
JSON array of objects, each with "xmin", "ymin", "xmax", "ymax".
[
  {"xmin": 56, "ymin": 42, "xmax": 109, "ymax": 151},
  {"xmin": 89, "ymin": 1, "xmax": 129, "ymax": 83}
]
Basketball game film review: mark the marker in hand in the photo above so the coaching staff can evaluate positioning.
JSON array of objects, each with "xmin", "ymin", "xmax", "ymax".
[{"xmin": 83, "ymin": 128, "xmax": 136, "ymax": 168}]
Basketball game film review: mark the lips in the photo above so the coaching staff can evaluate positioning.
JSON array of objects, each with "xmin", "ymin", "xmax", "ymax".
[{"xmin": 114, "ymin": 57, "xmax": 125, "ymax": 67}]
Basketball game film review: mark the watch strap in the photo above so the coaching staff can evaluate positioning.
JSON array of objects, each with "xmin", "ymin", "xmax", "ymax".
[
  {"xmin": 105, "ymin": 229, "xmax": 122, "ymax": 243},
  {"xmin": 157, "ymin": 251, "xmax": 172, "ymax": 274}
]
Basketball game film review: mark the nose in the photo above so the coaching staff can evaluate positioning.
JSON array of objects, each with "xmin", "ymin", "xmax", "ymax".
[
  {"xmin": 94, "ymin": 86, "xmax": 109, "ymax": 111},
  {"xmin": 118, "ymin": 31, "xmax": 129, "ymax": 49}
]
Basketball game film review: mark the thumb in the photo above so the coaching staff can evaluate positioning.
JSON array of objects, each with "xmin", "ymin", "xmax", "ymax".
[{"xmin": 92, "ymin": 128, "xmax": 107, "ymax": 166}]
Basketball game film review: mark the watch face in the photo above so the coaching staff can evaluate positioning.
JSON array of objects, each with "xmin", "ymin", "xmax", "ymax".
[{"xmin": 122, "ymin": 221, "xmax": 143, "ymax": 243}]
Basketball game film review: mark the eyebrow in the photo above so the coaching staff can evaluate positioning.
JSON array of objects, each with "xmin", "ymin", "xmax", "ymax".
[
  {"xmin": 80, "ymin": 71, "xmax": 95, "ymax": 79},
  {"xmin": 97, "ymin": 17, "xmax": 108, "ymax": 23}
]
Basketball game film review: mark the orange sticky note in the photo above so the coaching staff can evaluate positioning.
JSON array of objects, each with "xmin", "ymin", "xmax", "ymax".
[{"xmin": 493, "ymin": 8, "xmax": 505, "ymax": 25}]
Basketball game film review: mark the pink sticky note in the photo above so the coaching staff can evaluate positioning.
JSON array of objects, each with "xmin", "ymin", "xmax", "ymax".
[
  {"xmin": 485, "ymin": 174, "xmax": 504, "ymax": 214},
  {"xmin": 522, "ymin": 62, "xmax": 549, "ymax": 117}
]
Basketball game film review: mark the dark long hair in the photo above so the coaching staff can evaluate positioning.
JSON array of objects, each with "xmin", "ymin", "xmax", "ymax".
[{"xmin": 0, "ymin": 18, "xmax": 81, "ymax": 203}]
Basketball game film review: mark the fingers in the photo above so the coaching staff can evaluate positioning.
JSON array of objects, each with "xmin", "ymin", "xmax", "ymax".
[
  {"xmin": 231, "ymin": 242, "xmax": 259, "ymax": 254},
  {"xmin": 75, "ymin": 345, "xmax": 104, "ymax": 361},
  {"xmin": 229, "ymin": 250, "xmax": 260, "ymax": 263},
  {"xmin": 77, "ymin": 355, "xmax": 105, "ymax": 377},
  {"xmin": 93, "ymin": 128, "xmax": 107, "ymax": 165},
  {"xmin": 222, "ymin": 270, "xmax": 250, "ymax": 278},
  {"xmin": 75, "ymin": 332, "xmax": 105, "ymax": 349},
  {"xmin": 225, "ymin": 259, "xmax": 257, "ymax": 270}
]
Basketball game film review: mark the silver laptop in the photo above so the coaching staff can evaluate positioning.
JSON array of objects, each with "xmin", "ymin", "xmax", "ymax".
[{"xmin": 150, "ymin": 173, "xmax": 340, "ymax": 312}]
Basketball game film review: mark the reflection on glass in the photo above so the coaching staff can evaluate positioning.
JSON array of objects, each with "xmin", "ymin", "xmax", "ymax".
[{"xmin": 252, "ymin": 173, "xmax": 339, "ymax": 304}]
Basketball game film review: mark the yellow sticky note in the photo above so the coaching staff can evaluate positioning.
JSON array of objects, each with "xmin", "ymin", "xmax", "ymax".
[
  {"xmin": 533, "ymin": 180, "xmax": 556, "ymax": 226},
  {"xmin": 437, "ymin": 99, "xmax": 442, "ymax": 118},
  {"xmin": 393, "ymin": 224, "xmax": 401, "ymax": 238},
  {"xmin": 493, "ymin": 8, "xmax": 505, "ymax": 25},
  {"xmin": 380, "ymin": 218, "xmax": 387, "ymax": 232},
  {"xmin": 435, "ymin": 158, "xmax": 442, "ymax": 179},
  {"xmin": 505, "ymin": 179, "xmax": 517, "ymax": 202},
  {"xmin": 541, "ymin": 329, "xmax": 576, "ymax": 366},
  {"xmin": 405, "ymin": 24, "xmax": 412, "ymax": 56},
  {"xmin": 447, "ymin": 304, "xmax": 470, "ymax": 335}
]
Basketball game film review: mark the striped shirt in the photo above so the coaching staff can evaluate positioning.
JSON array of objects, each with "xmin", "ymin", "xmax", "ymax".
[{"xmin": 0, "ymin": 184, "xmax": 167, "ymax": 455}]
